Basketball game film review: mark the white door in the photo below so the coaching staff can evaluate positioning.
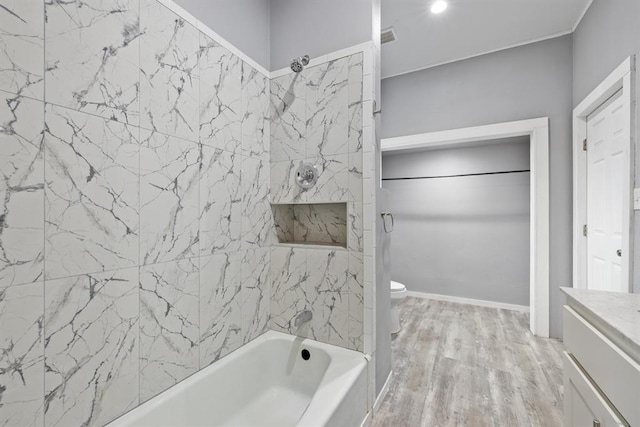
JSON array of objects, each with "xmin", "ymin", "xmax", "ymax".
[{"xmin": 586, "ymin": 90, "xmax": 629, "ymax": 292}]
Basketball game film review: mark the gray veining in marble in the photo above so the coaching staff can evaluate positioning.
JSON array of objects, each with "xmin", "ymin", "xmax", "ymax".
[
  {"xmin": 140, "ymin": 130, "xmax": 200, "ymax": 265},
  {"xmin": 45, "ymin": 0, "xmax": 141, "ymax": 125},
  {"xmin": 270, "ymin": 73, "xmax": 306, "ymax": 162},
  {"xmin": 0, "ymin": 91, "xmax": 44, "ymax": 288},
  {"xmin": 348, "ymin": 252, "xmax": 364, "ymax": 352},
  {"xmin": 0, "ymin": 282, "xmax": 44, "ymax": 426},
  {"xmin": 347, "ymin": 53, "xmax": 364, "ymax": 154},
  {"xmin": 270, "ymin": 246, "xmax": 310, "ymax": 336},
  {"xmin": 44, "ymin": 268, "xmax": 139, "ymax": 427},
  {"xmin": 140, "ymin": 0, "xmax": 199, "ymax": 141},
  {"xmin": 307, "ymin": 249, "xmax": 350, "ymax": 347},
  {"xmin": 305, "ymin": 58, "xmax": 349, "ymax": 159},
  {"xmin": 241, "ymin": 248, "xmax": 270, "ymax": 343},
  {"xmin": 269, "ymin": 246, "xmax": 361, "ymax": 350},
  {"xmin": 140, "ymin": 258, "xmax": 199, "ymax": 402},
  {"xmin": 0, "ymin": 0, "xmax": 44, "ymax": 99},
  {"xmin": 241, "ymin": 156, "xmax": 271, "ymax": 249},
  {"xmin": 199, "ymin": 34, "xmax": 241, "ymax": 152},
  {"xmin": 44, "ymin": 105, "xmax": 139, "ymax": 280},
  {"xmin": 200, "ymin": 251, "xmax": 243, "ymax": 366},
  {"xmin": 200, "ymin": 146, "xmax": 241, "ymax": 255},
  {"xmin": 241, "ymin": 63, "xmax": 269, "ymax": 160}
]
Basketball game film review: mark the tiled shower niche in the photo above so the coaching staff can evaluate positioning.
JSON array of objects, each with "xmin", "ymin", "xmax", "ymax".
[{"xmin": 272, "ymin": 203, "xmax": 348, "ymax": 248}]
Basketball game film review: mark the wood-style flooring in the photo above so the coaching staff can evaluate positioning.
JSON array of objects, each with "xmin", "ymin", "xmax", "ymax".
[{"xmin": 371, "ymin": 297, "xmax": 564, "ymax": 427}]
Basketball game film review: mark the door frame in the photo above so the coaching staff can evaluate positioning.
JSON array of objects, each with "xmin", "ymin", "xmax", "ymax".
[
  {"xmin": 381, "ymin": 117, "xmax": 550, "ymax": 337},
  {"xmin": 573, "ymin": 57, "xmax": 634, "ymax": 292}
]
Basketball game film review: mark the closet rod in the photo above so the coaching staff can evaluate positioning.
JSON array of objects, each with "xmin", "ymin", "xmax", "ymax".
[{"xmin": 382, "ymin": 169, "xmax": 530, "ymax": 181}]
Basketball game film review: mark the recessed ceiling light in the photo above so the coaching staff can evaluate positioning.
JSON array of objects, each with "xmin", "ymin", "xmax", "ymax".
[{"xmin": 431, "ymin": 0, "xmax": 448, "ymax": 14}]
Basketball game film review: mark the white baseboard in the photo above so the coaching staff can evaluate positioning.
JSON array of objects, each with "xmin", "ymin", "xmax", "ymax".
[
  {"xmin": 373, "ymin": 370, "xmax": 393, "ymax": 413},
  {"xmin": 405, "ymin": 291, "xmax": 530, "ymax": 313},
  {"xmin": 360, "ymin": 411, "xmax": 371, "ymax": 427}
]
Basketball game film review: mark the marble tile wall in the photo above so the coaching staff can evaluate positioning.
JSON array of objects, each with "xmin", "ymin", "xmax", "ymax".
[
  {"xmin": 0, "ymin": 0, "xmax": 270, "ymax": 425},
  {"xmin": 270, "ymin": 53, "xmax": 365, "ymax": 352}
]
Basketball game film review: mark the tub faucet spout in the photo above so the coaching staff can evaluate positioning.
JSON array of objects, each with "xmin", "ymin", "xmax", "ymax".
[{"xmin": 294, "ymin": 310, "xmax": 313, "ymax": 333}]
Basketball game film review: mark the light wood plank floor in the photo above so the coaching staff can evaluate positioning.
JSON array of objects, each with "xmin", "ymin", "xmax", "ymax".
[{"xmin": 371, "ymin": 297, "xmax": 564, "ymax": 427}]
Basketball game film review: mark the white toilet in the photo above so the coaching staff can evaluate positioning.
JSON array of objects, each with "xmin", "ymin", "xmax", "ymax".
[{"xmin": 390, "ymin": 280, "xmax": 407, "ymax": 334}]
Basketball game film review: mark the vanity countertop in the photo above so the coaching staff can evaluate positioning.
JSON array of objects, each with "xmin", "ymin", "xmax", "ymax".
[{"xmin": 561, "ymin": 287, "xmax": 640, "ymax": 364}]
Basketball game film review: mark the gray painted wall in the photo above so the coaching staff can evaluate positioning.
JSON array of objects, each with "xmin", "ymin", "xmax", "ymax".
[
  {"xmin": 269, "ymin": 0, "xmax": 373, "ymax": 71},
  {"xmin": 382, "ymin": 139, "xmax": 530, "ymax": 305},
  {"xmin": 381, "ymin": 35, "xmax": 573, "ymax": 338},
  {"xmin": 573, "ymin": 0, "xmax": 640, "ymax": 294},
  {"xmin": 173, "ymin": 0, "xmax": 271, "ymax": 69}
]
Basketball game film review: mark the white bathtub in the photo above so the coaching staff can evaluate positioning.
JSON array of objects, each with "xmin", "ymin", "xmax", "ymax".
[{"xmin": 107, "ymin": 331, "xmax": 369, "ymax": 427}]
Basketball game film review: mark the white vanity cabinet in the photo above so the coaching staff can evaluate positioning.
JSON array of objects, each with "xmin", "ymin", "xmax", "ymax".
[{"xmin": 563, "ymin": 305, "xmax": 640, "ymax": 427}]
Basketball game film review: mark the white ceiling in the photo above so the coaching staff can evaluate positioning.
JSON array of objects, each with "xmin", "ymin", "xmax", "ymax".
[{"xmin": 381, "ymin": 0, "xmax": 592, "ymax": 79}]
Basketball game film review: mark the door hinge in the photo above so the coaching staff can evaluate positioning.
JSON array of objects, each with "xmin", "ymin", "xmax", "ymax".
[
  {"xmin": 583, "ymin": 138, "xmax": 587, "ymax": 151},
  {"xmin": 583, "ymin": 224, "xmax": 588, "ymax": 237}
]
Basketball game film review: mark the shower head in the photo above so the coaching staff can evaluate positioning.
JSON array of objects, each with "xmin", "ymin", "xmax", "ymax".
[{"xmin": 290, "ymin": 55, "xmax": 310, "ymax": 73}]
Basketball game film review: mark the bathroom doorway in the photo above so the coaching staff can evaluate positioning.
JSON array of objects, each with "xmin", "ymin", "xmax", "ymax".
[
  {"xmin": 381, "ymin": 118, "xmax": 550, "ymax": 337},
  {"xmin": 383, "ymin": 136, "xmax": 531, "ymax": 308}
]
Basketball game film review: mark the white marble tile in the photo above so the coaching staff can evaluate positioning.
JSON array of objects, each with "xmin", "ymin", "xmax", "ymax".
[
  {"xmin": 199, "ymin": 34, "xmax": 241, "ymax": 152},
  {"xmin": 272, "ymin": 204, "xmax": 295, "ymax": 244},
  {"xmin": 270, "ymin": 159, "xmax": 305, "ymax": 203},
  {"xmin": 348, "ymin": 53, "xmax": 364, "ymax": 154},
  {"xmin": 270, "ymin": 74, "xmax": 306, "ymax": 162},
  {"xmin": 44, "ymin": 106, "xmax": 139, "ymax": 280},
  {"xmin": 292, "ymin": 204, "xmax": 347, "ymax": 246},
  {"xmin": 363, "ymin": 177, "xmax": 373, "ymax": 206},
  {"xmin": 363, "ymin": 332, "xmax": 373, "ymax": 356},
  {"xmin": 194, "ymin": 19, "xmax": 269, "ymax": 78},
  {"xmin": 45, "ymin": 0, "xmax": 140, "ymax": 124},
  {"xmin": 241, "ymin": 62, "xmax": 269, "ymax": 159},
  {"xmin": 348, "ymin": 252, "xmax": 364, "ymax": 352},
  {"xmin": 241, "ymin": 248, "xmax": 270, "ymax": 343},
  {"xmin": 363, "ymin": 256, "xmax": 374, "ymax": 286},
  {"xmin": 269, "ymin": 247, "xmax": 310, "ymax": 336},
  {"xmin": 364, "ymin": 280, "xmax": 374, "ymax": 309},
  {"xmin": 0, "ymin": 282, "xmax": 44, "ymax": 427},
  {"xmin": 44, "ymin": 268, "xmax": 139, "ymax": 427},
  {"xmin": 200, "ymin": 251, "xmax": 242, "ymax": 366},
  {"xmin": 139, "ymin": 130, "xmax": 200, "ymax": 265},
  {"xmin": 348, "ymin": 202, "xmax": 364, "ymax": 252},
  {"xmin": 363, "ymin": 306, "xmax": 373, "ymax": 336},
  {"xmin": 348, "ymin": 152, "xmax": 363, "ymax": 202},
  {"xmin": 0, "ymin": 92, "xmax": 44, "ymax": 288},
  {"xmin": 310, "ymin": 289, "xmax": 350, "ymax": 348},
  {"xmin": 305, "ymin": 154, "xmax": 349, "ymax": 202},
  {"xmin": 363, "ymin": 231, "xmax": 373, "ymax": 259},
  {"xmin": 305, "ymin": 249, "xmax": 350, "ymax": 347},
  {"xmin": 306, "ymin": 249, "xmax": 349, "ymax": 293},
  {"xmin": 0, "ymin": 0, "xmax": 44, "ymax": 99},
  {"xmin": 199, "ymin": 146, "xmax": 241, "ymax": 255},
  {"xmin": 164, "ymin": 0, "xmax": 198, "ymax": 27},
  {"xmin": 362, "ymin": 125, "xmax": 374, "ymax": 154},
  {"xmin": 140, "ymin": 258, "xmax": 199, "ymax": 402},
  {"xmin": 241, "ymin": 156, "xmax": 271, "ymax": 249},
  {"xmin": 305, "ymin": 58, "xmax": 349, "ymax": 159},
  {"xmin": 140, "ymin": 0, "xmax": 199, "ymax": 141}
]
